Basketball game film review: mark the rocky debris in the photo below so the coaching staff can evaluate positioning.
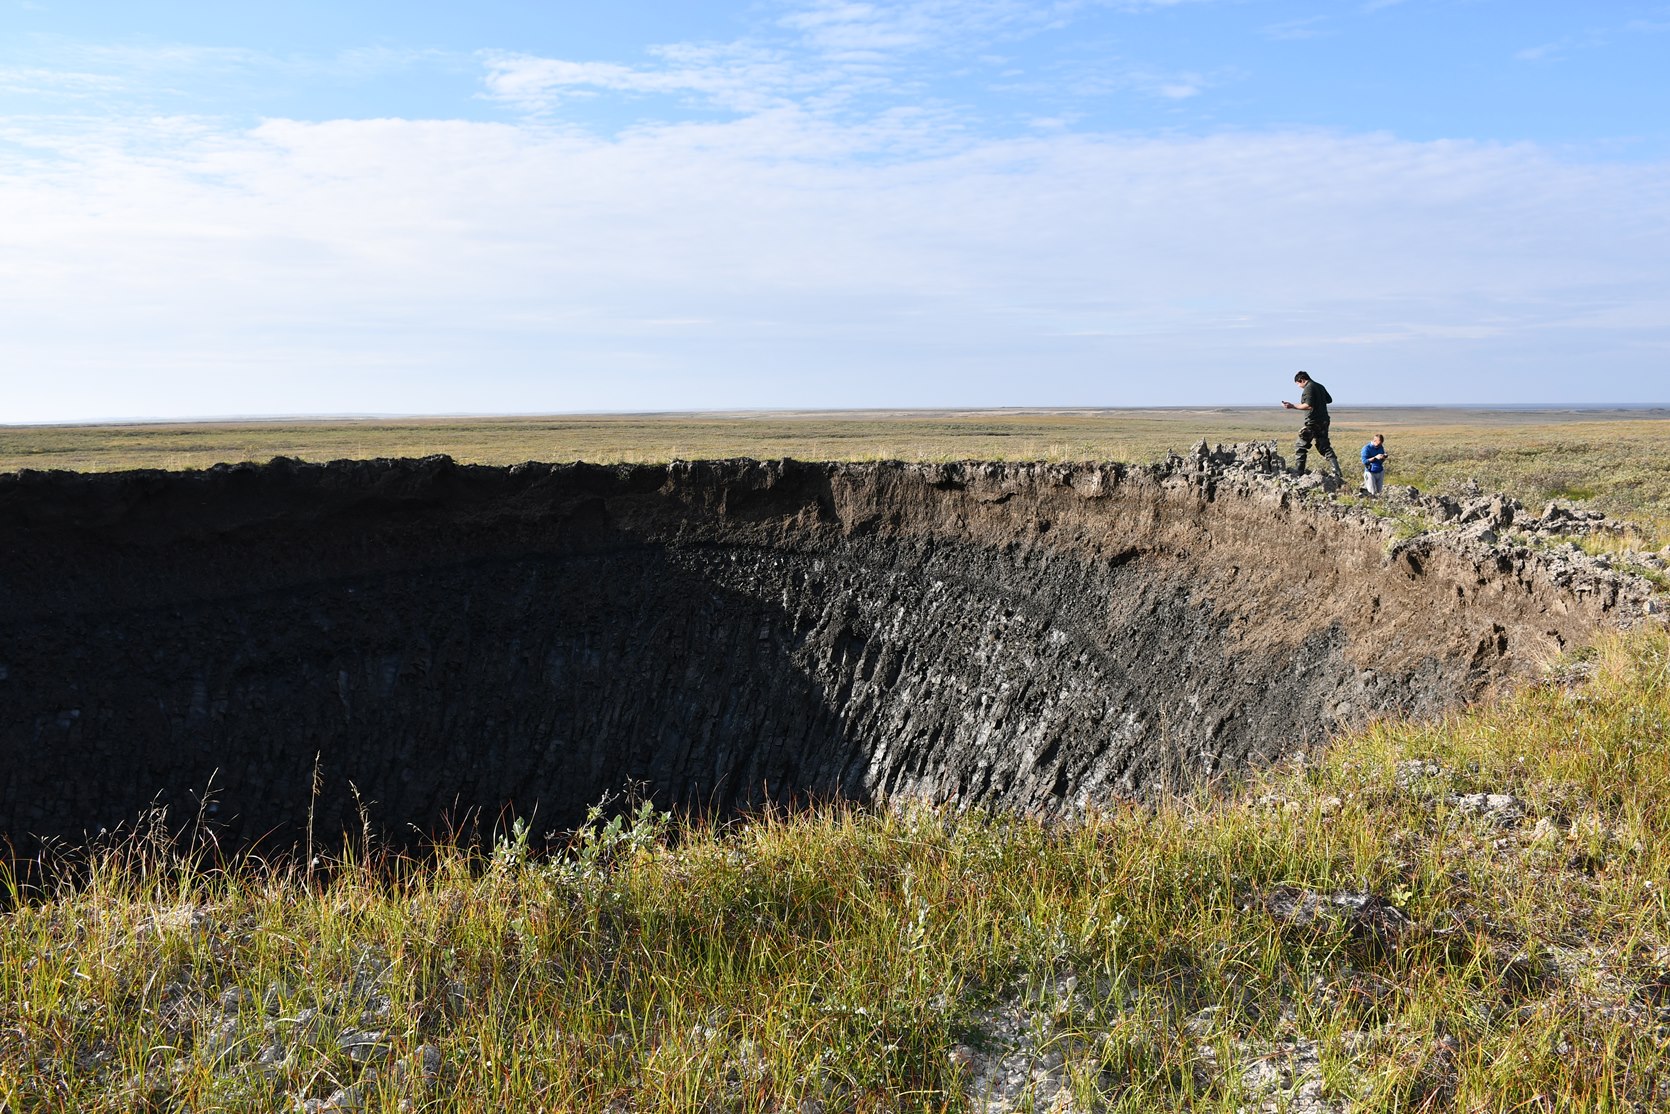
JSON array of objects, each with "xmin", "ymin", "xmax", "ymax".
[
  {"xmin": 1394, "ymin": 759, "xmax": 1449, "ymax": 790},
  {"xmin": 135, "ymin": 904, "xmax": 217, "ymax": 940},
  {"xmin": 1451, "ymin": 792, "xmax": 1526, "ymax": 827},
  {"xmin": 1193, "ymin": 1032, "xmax": 1349, "ymax": 1114},
  {"xmin": 337, "ymin": 1028, "xmax": 392, "ymax": 1063},
  {"xmin": 1156, "ymin": 441, "xmax": 1665, "ymax": 624},
  {"xmin": 1536, "ymin": 500, "xmax": 1613, "ymax": 535},
  {"xmin": 1428, "ymin": 492, "xmax": 1621, "ymax": 546},
  {"xmin": 114, "ymin": 940, "xmax": 445, "ymax": 1113},
  {"xmin": 960, "ymin": 977, "xmax": 1089, "ymax": 1113},
  {"xmin": 1252, "ymin": 886, "xmax": 1413, "ymax": 954},
  {"xmin": 962, "ymin": 974, "xmax": 1361, "ymax": 1112},
  {"xmin": 1169, "ymin": 442, "xmax": 1618, "ymax": 542},
  {"xmin": 1235, "ymin": 1037, "xmax": 1334, "ymax": 1113},
  {"xmin": 1292, "ymin": 471, "xmax": 1345, "ymax": 495},
  {"xmin": 1178, "ymin": 439, "xmax": 1287, "ymax": 476},
  {"xmin": 1391, "ymin": 762, "xmax": 1533, "ymax": 828}
]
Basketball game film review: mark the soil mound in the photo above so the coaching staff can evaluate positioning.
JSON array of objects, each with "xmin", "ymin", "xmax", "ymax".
[{"xmin": 0, "ymin": 450, "xmax": 1649, "ymax": 848}]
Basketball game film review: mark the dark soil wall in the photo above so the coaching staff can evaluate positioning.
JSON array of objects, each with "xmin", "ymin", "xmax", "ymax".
[{"xmin": 0, "ymin": 456, "xmax": 1624, "ymax": 849}]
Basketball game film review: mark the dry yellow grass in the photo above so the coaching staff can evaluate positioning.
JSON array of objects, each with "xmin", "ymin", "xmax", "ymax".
[{"xmin": 5, "ymin": 406, "xmax": 1668, "ymax": 534}]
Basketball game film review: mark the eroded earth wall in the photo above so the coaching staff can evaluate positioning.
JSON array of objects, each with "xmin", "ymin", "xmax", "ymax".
[{"xmin": 0, "ymin": 456, "xmax": 1636, "ymax": 848}]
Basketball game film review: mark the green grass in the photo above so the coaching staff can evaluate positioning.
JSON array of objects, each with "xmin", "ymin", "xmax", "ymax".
[{"xmin": 6, "ymin": 631, "xmax": 1670, "ymax": 1112}]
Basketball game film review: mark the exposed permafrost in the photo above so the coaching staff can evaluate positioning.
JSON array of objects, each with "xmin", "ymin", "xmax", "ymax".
[{"xmin": 0, "ymin": 447, "xmax": 1655, "ymax": 848}]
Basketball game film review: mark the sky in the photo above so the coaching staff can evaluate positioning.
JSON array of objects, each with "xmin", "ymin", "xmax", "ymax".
[{"xmin": 2, "ymin": 1, "xmax": 1668, "ymax": 421}]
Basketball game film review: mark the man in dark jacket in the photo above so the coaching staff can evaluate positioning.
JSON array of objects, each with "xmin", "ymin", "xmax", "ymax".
[{"xmin": 1282, "ymin": 371, "xmax": 1342, "ymax": 480}]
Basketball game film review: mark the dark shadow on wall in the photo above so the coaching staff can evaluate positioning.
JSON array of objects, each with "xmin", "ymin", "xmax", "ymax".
[
  {"xmin": 1, "ymin": 533, "xmax": 1361, "ymax": 853},
  {"xmin": 0, "ymin": 545, "xmax": 879, "ymax": 851}
]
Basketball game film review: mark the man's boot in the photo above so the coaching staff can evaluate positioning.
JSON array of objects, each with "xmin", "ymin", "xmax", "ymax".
[
  {"xmin": 1288, "ymin": 447, "xmax": 1308, "ymax": 476},
  {"xmin": 1324, "ymin": 450, "xmax": 1343, "ymax": 481}
]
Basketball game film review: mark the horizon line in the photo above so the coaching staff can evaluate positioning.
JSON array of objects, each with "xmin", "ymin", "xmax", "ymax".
[{"xmin": 7, "ymin": 402, "xmax": 1670, "ymax": 429}]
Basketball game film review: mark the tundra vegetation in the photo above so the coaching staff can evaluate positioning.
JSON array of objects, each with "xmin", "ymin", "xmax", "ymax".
[
  {"xmin": 3, "ymin": 408, "xmax": 1667, "ymax": 541},
  {"xmin": 2, "ymin": 409, "xmax": 1669, "ymax": 1112}
]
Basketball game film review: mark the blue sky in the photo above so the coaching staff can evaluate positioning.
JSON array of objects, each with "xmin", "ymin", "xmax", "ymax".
[{"xmin": 3, "ymin": 1, "xmax": 1667, "ymax": 420}]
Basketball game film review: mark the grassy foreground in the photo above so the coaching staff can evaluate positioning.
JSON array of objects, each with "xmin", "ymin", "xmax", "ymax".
[{"xmin": 5, "ymin": 631, "xmax": 1670, "ymax": 1112}]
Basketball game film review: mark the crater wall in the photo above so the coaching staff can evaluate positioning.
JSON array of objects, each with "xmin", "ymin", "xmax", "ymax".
[{"xmin": 0, "ymin": 456, "xmax": 1630, "ymax": 847}]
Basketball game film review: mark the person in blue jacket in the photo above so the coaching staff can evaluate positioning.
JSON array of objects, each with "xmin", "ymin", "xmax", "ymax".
[{"xmin": 1361, "ymin": 433, "xmax": 1388, "ymax": 496}]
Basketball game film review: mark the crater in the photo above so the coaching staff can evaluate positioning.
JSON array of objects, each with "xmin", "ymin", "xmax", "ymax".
[{"xmin": 0, "ymin": 454, "xmax": 1633, "ymax": 849}]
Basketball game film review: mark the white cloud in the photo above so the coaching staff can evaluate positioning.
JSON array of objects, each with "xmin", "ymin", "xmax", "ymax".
[
  {"xmin": 1514, "ymin": 41, "xmax": 1564, "ymax": 62},
  {"xmin": 0, "ymin": 36, "xmax": 450, "ymax": 114},
  {"xmin": 479, "ymin": 45, "xmax": 813, "ymax": 116},
  {"xmin": 768, "ymin": 0, "xmax": 1221, "ymax": 81},
  {"xmin": 776, "ymin": 0, "xmax": 1086, "ymax": 55},
  {"xmin": 2, "ymin": 106, "xmax": 1667, "ymax": 418},
  {"xmin": 991, "ymin": 54, "xmax": 1223, "ymax": 108},
  {"xmin": 473, "ymin": 0, "xmax": 1232, "ymax": 128}
]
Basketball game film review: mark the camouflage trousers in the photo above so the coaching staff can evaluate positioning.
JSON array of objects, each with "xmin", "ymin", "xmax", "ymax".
[
  {"xmin": 1292, "ymin": 421, "xmax": 1339, "ymax": 473},
  {"xmin": 1293, "ymin": 420, "xmax": 1333, "ymax": 459}
]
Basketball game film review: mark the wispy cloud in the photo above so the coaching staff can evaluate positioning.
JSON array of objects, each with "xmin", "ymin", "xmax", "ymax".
[
  {"xmin": 0, "ymin": 65, "xmax": 124, "ymax": 98},
  {"xmin": 1514, "ymin": 15, "xmax": 1668, "ymax": 63},
  {"xmin": 478, "ymin": 1, "xmax": 1233, "ymax": 126},
  {"xmin": 1262, "ymin": 16, "xmax": 1331, "ymax": 42},
  {"xmin": 1514, "ymin": 40, "xmax": 1562, "ymax": 62},
  {"xmin": 479, "ymin": 45, "xmax": 813, "ymax": 117},
  {"xmin": 775, "ymin": 0, "xmax": 1086, "ymax": 55},
  {"xmin": 0, "ymin": 39, "xmax": 263, "ymax": 109},
  {"xmin": 1073, "ymin": 64, "xmax": 1215, "ymax": 101},
  {"xmin": 980, "ymin": 57, "xmax": 1156, "ymax": 103},
  {"xmin": 0, "ymin": 36, "xmax": 447, "ymax": 113}
]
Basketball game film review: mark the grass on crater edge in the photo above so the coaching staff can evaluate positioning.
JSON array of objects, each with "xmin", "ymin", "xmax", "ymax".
[{"xmin": 5, "ymin": 409, "xmax": 1668, "ymax": 542}]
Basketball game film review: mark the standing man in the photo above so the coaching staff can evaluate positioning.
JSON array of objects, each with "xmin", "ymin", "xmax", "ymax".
[
  {"xmin": 1282, "ymin": 371, "xmax": 1342, "ymax": 480},
  {"xmin": 1361, "ymin": 433, "xmax": 1389, "ymax": 496}
]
